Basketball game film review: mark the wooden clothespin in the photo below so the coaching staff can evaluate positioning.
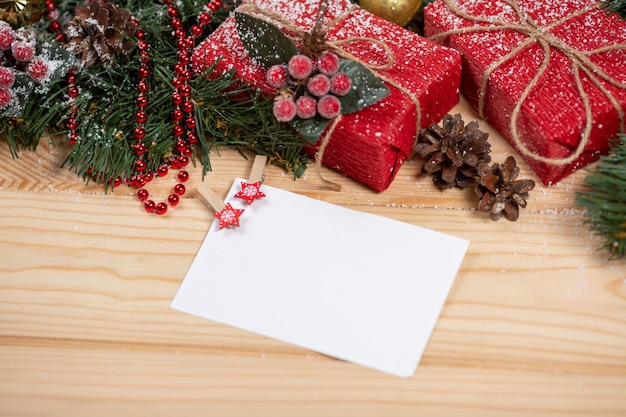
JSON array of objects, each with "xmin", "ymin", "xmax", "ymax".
[
  {"xmin": 197, "ymin": 184, "xmax": 244, "ymax": 229},
  {"xmin": 197, "ymin": 184, "xmax": 225, "ymax": 213},
  {"xmin": 234, "ymin": 155, "xmax": 268, "ymax": 205},
  {"xmin": 248, "ymin": 154, "xmax": 268, "ymax": 184}
]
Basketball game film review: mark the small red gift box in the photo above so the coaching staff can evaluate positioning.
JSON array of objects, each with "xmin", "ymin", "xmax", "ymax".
[
  {"xmin": 193, "ymin": 0, "xmax": 462, "ymax": 191},
  {"xmin": 424, "ymin": 0, "xmax": 626, "ymax": 185}
]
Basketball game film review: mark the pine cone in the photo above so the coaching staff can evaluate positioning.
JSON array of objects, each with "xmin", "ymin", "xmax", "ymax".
[
  {"xmin": 63, "ymin": 0, "xmax": 136, "ymax": 68},
  {"xmin": 475, "ymin": 156, "xmax": 535, "ymax": 221},
  {"xmin": 415, "ymin": 113, "xmax": 492, "ymax": 189}
]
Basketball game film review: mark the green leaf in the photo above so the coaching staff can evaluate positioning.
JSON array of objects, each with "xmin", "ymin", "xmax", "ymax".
[
  {"xmin": 291, "ymin": 116, "xmax": 332, "ymax": 144},
  {"xmin": 235, "ymin": 12, "xmax": 299, "ymax": 68},
  {"xmin": 37, "ymin": 41, "xmax": 74, "ymax": 82},
  {"xmin": 337, "ymin": 59, "xmax": 389, "ymax": 114}
]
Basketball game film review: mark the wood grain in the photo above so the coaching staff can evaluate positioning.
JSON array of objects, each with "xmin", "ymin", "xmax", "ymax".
[{"xmin": 1, "ymin": 98, "xmax": 625, "ymax": 416}]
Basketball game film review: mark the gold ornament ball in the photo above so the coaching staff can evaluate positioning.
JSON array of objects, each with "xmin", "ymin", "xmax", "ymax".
[
  {"xmin": 359, "ymin": 0, "xmax": 422, "ymax": 27},
  {"xmin": 0, "ymin": 0, "xmax": 45, "ymax": 27}
]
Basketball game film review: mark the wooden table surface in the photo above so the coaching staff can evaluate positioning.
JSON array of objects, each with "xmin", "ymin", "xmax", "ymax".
[{"xmin": 1, "ymin": 98, "xmax": 625, "ymax": 417}]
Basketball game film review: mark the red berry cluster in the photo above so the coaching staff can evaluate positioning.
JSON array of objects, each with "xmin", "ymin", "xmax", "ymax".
[
  {"xmin": 0, "ymin": 23, "xmax": 50, "ymax": 109},
  {"xmin": 267, "ymin": 51, "xmax": 352, "ymax": 123}
]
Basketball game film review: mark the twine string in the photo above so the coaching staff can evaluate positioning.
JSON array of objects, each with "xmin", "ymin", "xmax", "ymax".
[{"xmin": 430, "ymin": 0, "xmax": 626, "ymax": 165}]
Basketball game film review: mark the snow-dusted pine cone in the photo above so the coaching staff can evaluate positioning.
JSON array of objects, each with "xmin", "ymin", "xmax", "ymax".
[{"xmin": 63, "ymin": 0, "xmax": 136, "ymax": 68}]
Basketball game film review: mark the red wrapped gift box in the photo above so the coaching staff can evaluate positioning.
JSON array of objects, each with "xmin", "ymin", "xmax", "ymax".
[
  {"xmin": 193, "ymin": 0, "xmax": 462, "ymax": 191},
  {"xmin": 424, "ymin": 0, "xmax": 626, "ymax": 185}
]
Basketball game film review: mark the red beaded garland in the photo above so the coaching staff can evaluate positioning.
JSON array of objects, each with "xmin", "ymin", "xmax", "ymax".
[{"xmin": 51, "ymin": 0, "xmax": 224, "ymax": 214}]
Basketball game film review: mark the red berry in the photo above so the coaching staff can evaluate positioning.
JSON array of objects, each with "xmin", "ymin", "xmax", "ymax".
[
  {"xmin": 317, "ymin": 52, "xmax": 340, "ymax": 75},
  {"xmin": 27, "ymin": 58, "xmax": 48, "ymax": 82},
  {"xmin": 295, "ymin": 95, "xmax": 317, "ymax": 119},
  {"xmin": 307, "ymin": 73, "xmax": 331, "ymax": 97},
  {"xmin": 287, "ymin": 54, "xmax": 313, "ymax": 80},
  {"xmin": 272, "ymin": 97, "xmax": 297, "ymax": 122},
  {"xmin": 317, "ymin": 94, "xmax": 341, "ymax": 119},
  {"xmin": 0, "ymin": 89, "xmax": 11, "ymax": 108},
  {"xmin": 0, "ymin": 29, "xmax": 14, "ymax": 50},
  {"xmin": 266, "ymin": 64, "xmax": 288, "ymax": 88},
  {"xmin": 0, "ymin": 67, "xmax": 15, "ymax": 89},
  {"xmin": 12, "ymin": 42, "xmax": 34, "ymax": 62},
  {"xmin": 330, "ymin": 72, "xmax": 352, "ymax": 96}
]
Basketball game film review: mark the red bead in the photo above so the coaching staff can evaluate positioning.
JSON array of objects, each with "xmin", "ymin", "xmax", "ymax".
[
  {"xmin": 172, "ymin": 109, "xmax": 184, "ymax": 121},
  {"xmin": 66, "ymin": 72, "xmax": 76, "ymax": 84},
  {"xmin": 135, "ymin": 173, "xmax": 147, "ymax": 187},
  {"xmin": 178, "ymin": 156, "xmax": 189, "ymax": 167},
  {"xmin": 172, "ymin": 77, "xmax": 183, "ymax": 89},
  {"xmin": 172, "ymin": 93, "xmax": 183, "ymax": 105},
  {"xmin": 138, "ymin": 80, "xmax": 149, "ymax": 93},
  {"xmin": 136, "ymin": 94, "xmax": 148, "ymax": 107},
  {"xmin": 191, "ymin": 25, "xmax": 204, "ymax": 37},
  {"xmin": 181, "ymin": 101, "xmax": 194, "ymax": 113},
  {"xmin": 174, "ymin": 183, "xmax": 186, "ymax": 195},
  {"xmin": 145, "ymin": 171, "xmax": 154, "ymax": 182},
  {"xmin": 155, "ymin": 202, "xmax": 168, "ymax": 215},
  {"xmin": 136, "ymin": 29, "xmax": 145, "ymax": 40},
  {"xmin": 178, "ymin": 170, "xmax": 189, "ymax": 182},
  {"xmin": 68, "ymin": 133, "xmax": 78, "ymax": 145},
  {"xmin": 168, "ymin": 194, "xmax": 180, "ymax": 206},
  {"xmin": 137, "ymin": 39, "xmax": 148, "ymax": 51},
  {"xmin": 173, "ymin": 63, "xmax": 185, "ymax": 75},
  {"xmin": 144, "ymin": 200, "xmax": 156, "ymax": 212},
  {"xmin": 171, "ymin": 17, "xmax": 182, "ymax": 28},
  {"xmin": 174, "ymin": 29, "xmax": 185, "ymax": 39},
  {"xmin": 135, "ymin": 159, "xmax": 147, "ymax": 171},
  {"xmin": 140, "ymin": 52, "xmax": 150, "ymax": 64},
  {"xmin": 185, "ymin": 117, "xmax": 196, "ymax": 129},
  {"xmin": 137, "ymin": 188, "xmax": 149, "ymax": 201},
  {"xmin": 177, "ymin": 52, "xmax": 190, "ymax": 65},
  {"xmin": 167, "ymin": 6, "xmax": 178, "ymax": 17},
  {"xmin": 157, "ymin": 165, "xmax": 169, "ymax": 177},
  {"xmin": 49, "ymin": 21, "xmax": 61, "ymax": 32},
  {"xmin": 133, "ymin": 126, "xmax": 146, "ymax": 140},
  {"xmin": 135, "ymin": 110, "xmax": 147, "ymax": 123},
  {"xmin": 187, "ymin": 132, "xmax": 198, "ymax": 144},
  {"xmin": 175, "ymin": 138, "xmax": 187, "ymax": 150},
  {"xmin": 114, "ymin": 177, "xmax": 122, "ymax": 187},
  {"xmin": 138, "ymin": 66, "xmax": 150, "ymax": 78},
  {"xmin": 134, "ymin": 142, "xmax": 146, "ymax": 155},
  {"xmin": 180, "ymin": 85, "xmax": 191, "ymax": 97},
  {"xmin": 68, "ymin": 85, "xmax": 79, "ymax": 98},
  {"xmin": 182, "ymin": 147, "xmax": 193, "ymax": 157},
  {"xmin": 66, "ymin": 118, "xmax": 78, "ymax": 130},
  {"xmin": 199, "ymin": 12, "xmax": 211, "ymax": 24},
  {"xmin": 173, "ymin": 124, "xmax": 185, "ymax": 137},
  {"xmin": 56, "ymin": 33, "xmax": 65, "ymax": 42}
]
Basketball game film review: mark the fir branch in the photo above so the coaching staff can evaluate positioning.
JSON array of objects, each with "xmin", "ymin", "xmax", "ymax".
[
  {"xmin": 576, "ymin": 136, "xmax": 626, "ymax": 258},
  {"xmin": 3, "ymin": 0, "xmax": 310, "ymax": 194},
  {"xmin": 601, "ymin": 0, "xmax": 626, "ymax": 18}
]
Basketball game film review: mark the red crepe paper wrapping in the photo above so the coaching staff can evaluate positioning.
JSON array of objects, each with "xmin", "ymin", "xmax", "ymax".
[
  {"xmin": 424, "ymin": 0, "xmax": 626, "ymax": 185},
  {"xmin": 193, "ymin": 0, "xmax": 462, "ymax": 191}
]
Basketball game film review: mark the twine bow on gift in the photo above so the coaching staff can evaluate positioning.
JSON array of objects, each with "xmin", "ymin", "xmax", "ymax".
[
  {"xmin": 238, "ymin": 0, "xmax": 423, "ymax": 190},
  {"xmin": 430, "ymin": 0, "xmax": 626, "ymax": 166}
]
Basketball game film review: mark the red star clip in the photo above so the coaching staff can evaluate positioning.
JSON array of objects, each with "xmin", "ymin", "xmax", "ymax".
[
  {"xmin": 214, "ymin": 202, "xmax": 245, "ymax": 229},
  {"xmin": 234, "ymin": 181, "xmax": 266, "ymax": 204}
]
